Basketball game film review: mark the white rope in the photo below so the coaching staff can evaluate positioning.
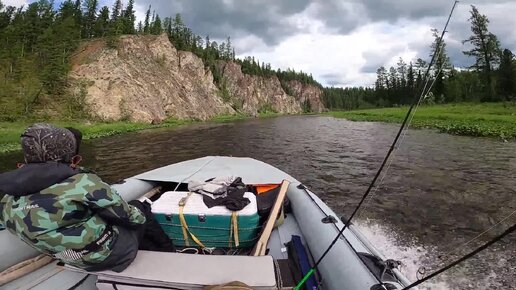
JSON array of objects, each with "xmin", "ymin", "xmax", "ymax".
[{"xmin": 172, "ymin": 157, "xmax": 216, "ymax": 192}]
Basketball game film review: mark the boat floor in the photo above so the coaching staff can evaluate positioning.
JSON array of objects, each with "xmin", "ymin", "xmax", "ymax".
[{"xmin": 2, "ymin": 214, "xmax": 305, "ymax": 290}]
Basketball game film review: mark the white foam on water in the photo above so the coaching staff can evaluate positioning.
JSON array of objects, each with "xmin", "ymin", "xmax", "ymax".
[{"xmin": 354, "ymin": 219, "xmax": 451, "ymax": 290}]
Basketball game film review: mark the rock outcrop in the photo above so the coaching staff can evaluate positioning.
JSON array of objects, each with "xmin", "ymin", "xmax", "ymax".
[
  {"xmin": 69, "ymin": 34, "xmax": 324, "ymax": 123},
  {"xmin": 218, "ymin": 62, "xmax": 302, "ymax": 115},
  {"xmin": 286, "ymin": 80, "xmax": 325, "ymax": 113},
  {"xmin": 70, "ymin": 34, "xmax": 233, "ymax": 123}
]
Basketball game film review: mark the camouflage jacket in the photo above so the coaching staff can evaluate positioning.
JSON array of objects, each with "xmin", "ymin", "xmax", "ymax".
[{"xmin": 0, "ymin": 162, "xmax": 145, "ymax": 269}]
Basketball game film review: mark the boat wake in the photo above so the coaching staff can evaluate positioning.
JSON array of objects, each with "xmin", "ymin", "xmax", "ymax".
[
  {"xmin": 355, "ymin": 219, "xmax": 451, "ymax": 290},
  {"xmin": 354, "ymin": 219, "xmax": 514, "ymax": 290}
]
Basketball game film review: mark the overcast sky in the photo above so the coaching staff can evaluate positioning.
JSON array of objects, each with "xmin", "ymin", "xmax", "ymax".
[{"xmin": 5, "ymin": 0, "xmax": 516, "ymax": 87}]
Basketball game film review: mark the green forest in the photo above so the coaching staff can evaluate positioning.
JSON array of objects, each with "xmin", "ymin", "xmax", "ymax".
[{"xmin": 0, "ymin": 1, "xmax": 514, "ymax": 121}]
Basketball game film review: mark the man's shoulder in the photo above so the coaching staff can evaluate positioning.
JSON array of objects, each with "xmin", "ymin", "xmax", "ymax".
[{"xmin": 45, "ymin": 173, "xmax": 108, "ymax": 195}]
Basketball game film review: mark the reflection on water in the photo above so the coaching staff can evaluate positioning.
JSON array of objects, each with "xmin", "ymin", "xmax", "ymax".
[{"xmin": 1, "ymin": 116, "xmax": 515, "ymax": 289}]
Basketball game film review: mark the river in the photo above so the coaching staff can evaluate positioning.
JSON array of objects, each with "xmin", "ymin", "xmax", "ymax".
[{"xmin": 1, "ymin": 116, "xmax": 514, "ymax": 289}]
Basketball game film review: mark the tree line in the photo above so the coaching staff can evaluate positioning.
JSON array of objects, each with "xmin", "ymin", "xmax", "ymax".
[
  {"xmin": 0, "ymin": 0, "xmax": 321, "ymax": 120},
  {"xmin": 1, "ymin": 1, "xmax": 513, "ymax": 119},
  {"xmin": 324, "ymin": 5, "xmax": 515, "ymax": 110}
]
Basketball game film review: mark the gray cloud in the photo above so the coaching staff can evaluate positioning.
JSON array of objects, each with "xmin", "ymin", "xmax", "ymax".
[
  {"xmin": 134, "ymin": 0, "xmax": 516, "ymax": 86},
  {"xmin": 358, "ymin": 0, "xmax": 452, "ymax": 22},
  {"xmin": 135, "ymin": 0, "xmax": 311, "ymax": 46},
  {"xmin": 321, "ymin": 73, "xmax": 345, "ymax": 87}
]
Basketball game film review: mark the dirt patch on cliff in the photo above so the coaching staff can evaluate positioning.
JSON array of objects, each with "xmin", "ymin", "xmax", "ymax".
[{"xmin": 70, "ymin": 39, "xmax": 107, "ymax": 71}]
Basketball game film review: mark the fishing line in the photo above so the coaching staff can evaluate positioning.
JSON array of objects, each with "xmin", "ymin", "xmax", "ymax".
[
  {"xmin": 418, "ymin": 208, "xmax": 516, "ymax": 277},
  {"xmin": 293, "ymin": 2, "xmax": 459, "ymax": 289},
  {"xmin": 401, "ymin": 223, "xmax": 516, "ymax": 290},
  {"xmin": 357, "ymin": 21, "xmax": 450, "ymax": 217}
]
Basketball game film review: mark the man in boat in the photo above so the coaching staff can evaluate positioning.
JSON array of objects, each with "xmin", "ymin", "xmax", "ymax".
[{"xmin": 0, "ymin": 123, "xmax": 175, "ymax": 272}]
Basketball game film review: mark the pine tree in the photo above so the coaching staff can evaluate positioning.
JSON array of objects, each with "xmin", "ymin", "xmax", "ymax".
[
  {"xmin": 110, "ymin": 0, "xmax": 121, "ymax": 21},
  {"xmin": 498, "ymin": 49, "xmax": 515, "ymax": 100},
  {"xmin": 388, "ymin": 66, "xmax": 398, "ymax": 105},
  {"xmin": 172, "ymin": 13, "xmax": 185, "ymax": 49},
  {"xmin": 219, "ymin": 42, "xmax": 226, "ymax": 59},
  {"xmin": 73, "ymin": 0, "xmax": 82, "ymax": 25},
  {"xmin": 396, "ymin": 57, "xmax": 407, "ymax": 91},
  {"xmin": 414, "ymin": 58, "xmax": 427, "ymax": 91},
  {"xmin": 143, "ymin": 5, "xmax": 151, "ymax": 34},
  {"xmin": 462, "ymin": 5, "xmax": 501, "ymax": 101},
  {"xmin": 137, "ymin": 21, "xmax": 142, "ymax": 34},
  {"xmin": 82, "ymin": 0, "xmax": 98, "ymax": 38},
  {"xmin": 225, "ymin": 36, "xmax": 232, "ymax": 59},
  {"xmin": 151, "ymin": 14, "xmax": 162, "ymax": 35},
  {"xmin": 108, "ymin": 0, "xmax": 123, "ymax": 36},
  {"xmin": 93, "ymin": 6, "xmax": 109, "ymax": 37},
  {"xmin": 407, "ymin": 63, "xmax": 415, "ymax": 101},
  {"xmin": 430, "ymin": 28, "xmax": 451, "ymax": 101},
  {"xmin": 122, "ymin": 0, "xmax": 135, "ymax": 34}
]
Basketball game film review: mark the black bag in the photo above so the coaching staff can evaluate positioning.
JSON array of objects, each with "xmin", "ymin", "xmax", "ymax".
[{"xmin": 256, "ymin": 186, "xmax": 291, "ymax": 218}]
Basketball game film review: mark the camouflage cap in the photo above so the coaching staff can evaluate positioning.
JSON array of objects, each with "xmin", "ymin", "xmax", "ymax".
[{"xmin": 21, "ymin": 123, "xmax": 77, "ymax": 163}]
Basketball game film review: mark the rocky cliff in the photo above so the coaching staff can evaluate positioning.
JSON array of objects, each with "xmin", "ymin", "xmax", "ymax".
[
  {"xmin": 70, "ymin": 34, "xmax": 324, "ymax": 123},
  {"xmin": 286, "ymin": 80, "xmax": 325, "ymax": 113}
]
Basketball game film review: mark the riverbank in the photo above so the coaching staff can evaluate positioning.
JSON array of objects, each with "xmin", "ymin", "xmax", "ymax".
[
  {"xmin": 0, "ymin": 113, "xmax": 280, "ymax": 154},
  {"xmin": 328, "ymin": 103, "xmax": 516, "ymax": 140}
]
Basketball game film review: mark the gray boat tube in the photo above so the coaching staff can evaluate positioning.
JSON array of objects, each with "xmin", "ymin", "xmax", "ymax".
[{"xmin": 287, "ymin": 183, "xmax": 408, "ymax": 290}]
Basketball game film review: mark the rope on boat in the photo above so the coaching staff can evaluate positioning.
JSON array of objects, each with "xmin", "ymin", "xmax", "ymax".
[
  {"xmin": 294, "ymin": 2, "xmax": 459, "ymax": 289},
  {"xmin": 172, "ymin": 157, "xmax": 216, "ymax": 192}
]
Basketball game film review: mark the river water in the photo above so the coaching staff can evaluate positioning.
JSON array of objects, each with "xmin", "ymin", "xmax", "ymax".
[{"xmin": 1, "ymin": 116, "xmax": 514, "ymax": 289}]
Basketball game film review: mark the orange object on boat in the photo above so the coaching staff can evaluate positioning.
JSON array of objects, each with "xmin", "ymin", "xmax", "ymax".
[{"xmin": 255, "ymin": 184, "xmax": 280, "ymax": 194}]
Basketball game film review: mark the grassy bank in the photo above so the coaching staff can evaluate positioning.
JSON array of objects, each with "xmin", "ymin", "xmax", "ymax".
[
  {"xmin": 0, "ymin": 113, "xmax": 263, "ymax": 154},
  {"xmin": 328, "ymin": 103, "xmax": 516, "ymax": 140}
]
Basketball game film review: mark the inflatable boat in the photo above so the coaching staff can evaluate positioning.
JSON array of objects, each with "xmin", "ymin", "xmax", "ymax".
[{"xmin": 0, "ymin": 156, "xmax": 415, "ymax": 289}]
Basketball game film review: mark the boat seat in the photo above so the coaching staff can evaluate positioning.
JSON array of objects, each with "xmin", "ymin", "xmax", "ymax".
[{"xmin": 70, "ymin": 251, "xmax": 277, "ymax": 290}]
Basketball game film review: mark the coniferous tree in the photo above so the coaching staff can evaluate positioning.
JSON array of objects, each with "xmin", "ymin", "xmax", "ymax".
[
  {"xmin": 463, "ymin": 5, "xmax": 501, "ymax": 101},
  {"xmin": 143, "ymin": 5, "xmax": 151, "ymax": 34},
  {"xmin": 407, "ymin": 63, "xmax": 415, "ymax": 100},
  {"xmin": 430, "ymin": 28, "xmax": 451, "ymax": 101},
  {"xmin": 82, "ymin": 0, "xmax": 98, "ymax": 38},
  {"xmin": 93, "ymin": 6, "xmax": 109, "ymax": 37},
  {"xmin": 110, "ymin": 0, "xmax": 121, "ymax": 22},
  {"xmin": 73, "ymin": 0, "xmax": 82, "ymax": 26},
  {"xmin": 414, "ymin": 58, "xmax": 427, "ymax": 92},
  {"xmin": 136, "ymin": 21, "xmax": 143, "ymax": 34},
  {"xmin": 172, "ymin": 13, "xmax": 185, "ymax": 48},
  {"xmin": 397, "ymin": 57, "xmax": 408, "ymax": 102},
  {"xmin": 388, "ymin": 66, "xmax": 397, "ymax": 104},
  {"xmin": 151, "ymin": 14, "xmax": 162, "ymax": 35},
  {"xmin": 498, "ymin": 49, "xmax": 515, "ymax": 100},
  {"xmin": 225, "ymin": 36, "xmax": 232, "ymax": 59},
  {"xmin": 122, "ymin": 0, "xmax": 135, "ymax": 34}
]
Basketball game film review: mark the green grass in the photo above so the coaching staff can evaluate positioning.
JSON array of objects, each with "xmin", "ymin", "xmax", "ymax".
[
  {"xmin": 0, "ymin": 119, "xmax": 197, "ymax": 154},
  {"xmin": 328, "ymin": 102, "xmax": 516, "ymax": 140},
  {"xmin": 0, "ymin": 112, "xmax": 284, "ymax": 154}
]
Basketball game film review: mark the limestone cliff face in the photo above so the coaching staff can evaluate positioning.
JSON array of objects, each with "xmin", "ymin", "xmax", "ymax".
[
  {"xmin": 286, "ymin": 80, "xmax": 325, "ymax": 113},
  {"xmin": 70, "ymin": 34, "xmax": 324, "ymax": 123},
  {"xmin": 218, "ymin": 62, "xmax": 302, "ymax": 115},
  {"xmin": 70, "ymin": 34, "xmax": 233, "ymax": 123}
]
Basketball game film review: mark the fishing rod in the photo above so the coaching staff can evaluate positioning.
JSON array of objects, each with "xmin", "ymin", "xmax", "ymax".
[{"xmin": 294, "ymin": 1, "xmax": 459, "ymax": 289}]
